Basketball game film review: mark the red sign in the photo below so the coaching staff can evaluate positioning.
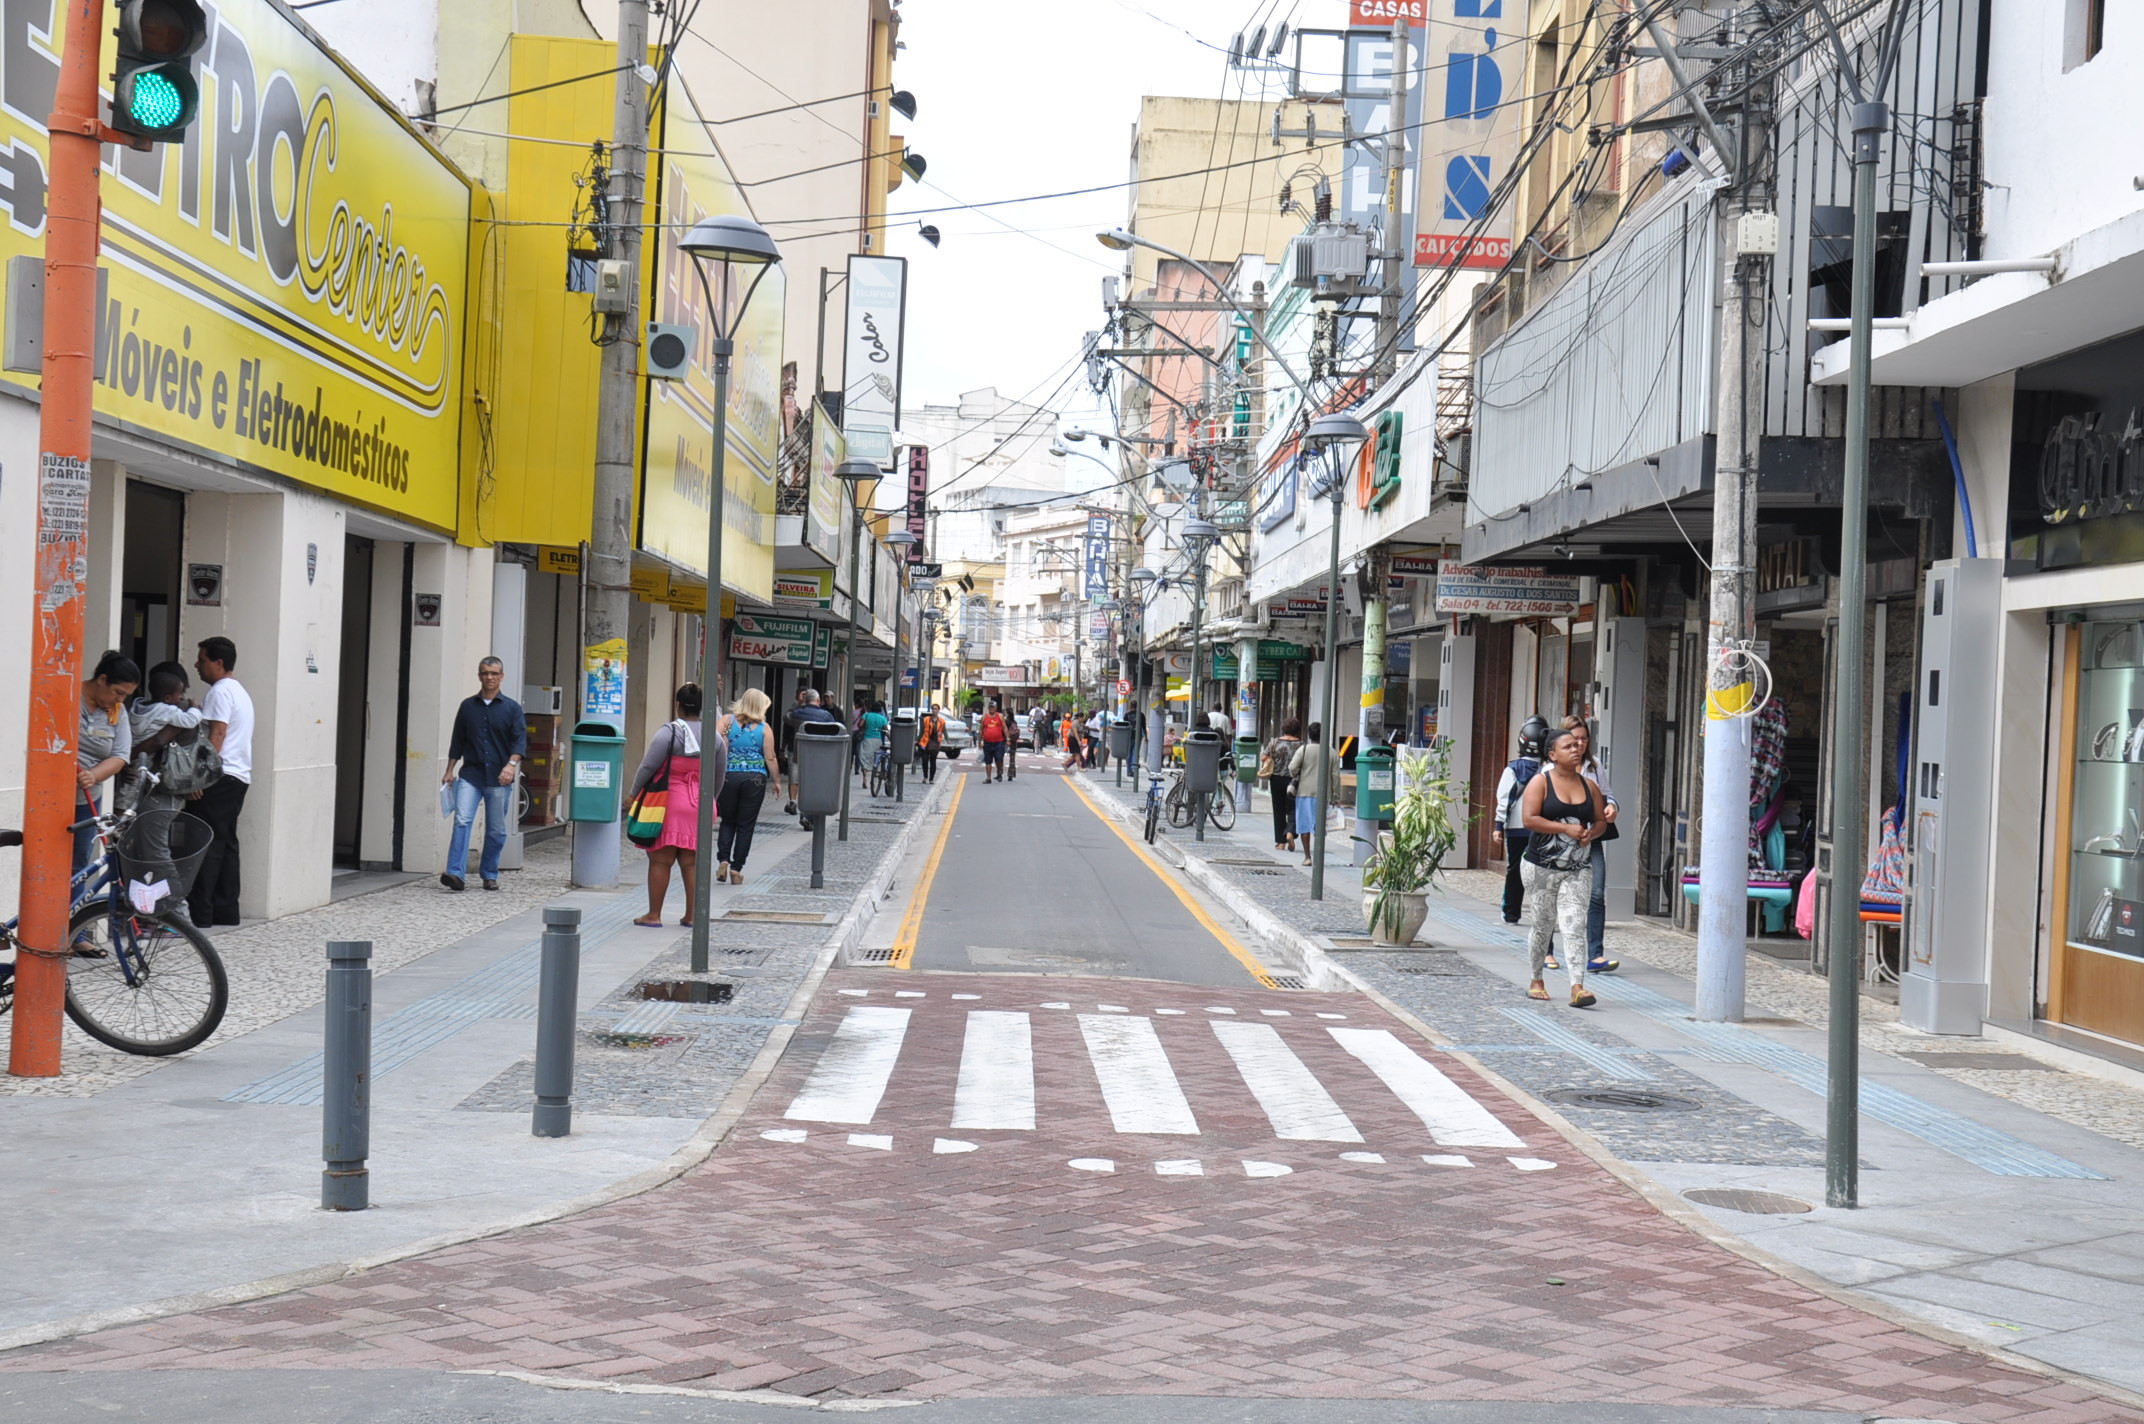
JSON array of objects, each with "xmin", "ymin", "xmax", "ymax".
[
  {"xmin": 1415, "ymin": 234, "xmax": 1512, "ymax": 269},
  {"xmin": 1117, "ymin": 677, "xmax": 1132, "ymax": 696},
  {"xmin": 1350, "ymin": 0, "xmax": 1425, "ymax": 22}
]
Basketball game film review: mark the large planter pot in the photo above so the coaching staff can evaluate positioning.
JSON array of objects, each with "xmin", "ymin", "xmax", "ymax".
[{"xmin": 1364, "ymin": 889, "xmax": 1431, "ymax": 946}]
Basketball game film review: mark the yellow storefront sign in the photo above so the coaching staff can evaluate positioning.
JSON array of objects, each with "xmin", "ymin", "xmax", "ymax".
[
  {"xmin": 536, "ymin": 546, "xmax": 582, "ymax": 576},
  {"xmin": 0, "ymin": 0, "xmax": 470, "ymax": 530},
  {"xmin": 637, "ymin": 79, "xmax": 785, "ymax": 604}
]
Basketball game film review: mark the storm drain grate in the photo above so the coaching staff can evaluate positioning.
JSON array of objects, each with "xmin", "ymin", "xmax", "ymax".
[
  {"xmin": 720, "ymin": 910, "xmax": 833, "ymax": 925},
  {"xmin": 1213, "ymin": 857, "xmax": 1286, "ymax": 867},
  {"xmin": 1546, "ymin": 1087, "xmax": 1705, "ymax": 1113},
  {"xmin": 850, "ymin": 945, "xmax": 897, "ymax": 964},
  {"xmin": 1684, "ymin": 1187, "xmax": 1815, "ymax": 1215},
  {"xmin": 1265, "ymin": 976, "xmax": 1308, "ymax": 990}
]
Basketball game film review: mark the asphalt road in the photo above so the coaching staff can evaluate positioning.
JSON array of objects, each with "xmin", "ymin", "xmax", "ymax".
[{"xmin": 906, "ymin": 756, "xmax": 1267, "ymax": 987}]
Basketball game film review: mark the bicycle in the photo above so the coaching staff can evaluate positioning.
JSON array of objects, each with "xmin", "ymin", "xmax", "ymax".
[
  {"xmin": 1163, "ymin": 760, "xmax": 1237, "ymax": 832},
  {"xmin": 0, "ymin": 801, "xmax": 228, "ymax": 1056},
  {"xmin": 1142, "ymin": 768, "xmax": 1166, "ymax": 844},
  {"xmin": 866, "ymin": 741, "xmax": 892, "ymax": 798}
]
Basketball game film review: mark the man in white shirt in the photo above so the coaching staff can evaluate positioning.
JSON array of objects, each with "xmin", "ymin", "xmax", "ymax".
[{"xmin": 190, "ymin": 636, "xmax": 255, "ymax": 927}]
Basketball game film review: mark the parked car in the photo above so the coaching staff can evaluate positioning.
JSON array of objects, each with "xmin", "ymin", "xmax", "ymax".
[{"xmin": 938, "ymin": 715, "xmax": 974, "ymax": 758}]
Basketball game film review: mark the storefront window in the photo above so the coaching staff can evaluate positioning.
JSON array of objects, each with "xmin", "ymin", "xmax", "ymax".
[{"xmin": 2069, "ymin": 619, "xmax": 2144, "ymax": 960}]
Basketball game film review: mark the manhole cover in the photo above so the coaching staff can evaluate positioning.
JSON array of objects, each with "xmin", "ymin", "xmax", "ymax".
[
  {"xmin": 1546, "ymin": 1087, "xmax": 1705, "ymax": 1113},
  {"xmin": 637, "ymin": 979, "xmax": 734, "ymax": 1004},
  {"xmin": 1904, "ymin": 1052, "xmax": 2058, "ymax": 1071},
  {"xmin": 1684, "ymin": 1188, "xmax": 1815, "ymax": 1215},
  {"xmin": 721, "ymin": 910, "xmax": 833, "ymax": 925}
]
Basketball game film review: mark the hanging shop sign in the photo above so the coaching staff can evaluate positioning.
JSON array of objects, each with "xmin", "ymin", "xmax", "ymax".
[
  {"xmin": 1257, "ymin": 455, "xmax": 1300, "ymax": 531},
  {"xmin": 842, "ymin": 255, "xmax": 907, "ymax": 467},
  {"xmin": 813, "ymin": 623, "xmax": 832, "ymax": 669},
  {"xmin": 1390, "ymin": 553, "xmax": 1440, "ymax": 578},
  {"xmin": 1433, "ymin": 564, "xmax": 1581, "ymax": 616},
  {"xmin": 2037, "ymin": 411, "xmax": 2144, "ymax": 524},
  {"xmin": 807, "ymin": 400, "xmax": 846, "ymax": 563},
  {"xmin": 727, "ymin": 613, "xmax": 817, "ymax": 666},
  {"xmin": 0, "ymin": 0, "xmax": 472, "ymax": 529},
  {"xmin": 1414, "ymin": 1, "xmax": 1524, "ymax": 271},
  {"xmin": 1209, "ymin": 649, "xmax": 1241, "ymax": 680},
  {"xmin": 1755, "ymin": 533, "xmax": 1827, "ymax": 615},
  {"xmin": 1083, "ymin": 515, "xmax": 1112, "ymax": 599},
  {"xmin": 536, "ymin": 547, "xmax": 582, "ymax": 577},
  {"xmin": 975, "ymin": 664, "xmax": 1029, "ymax": 686},
  {"xmin": 905, "ymin": 444, "xmax": 929, "ymax": 561},
  {"xmin": 640, "ymin": 80, "xmax": 785, "ymax": 604},
  {"xmin": 1366, "ymin": 408, "xmax": 1404, "ymax": 510},
  {"xmin": 773, "ymin": 569, "xmax": 834, "ymax": 608}
]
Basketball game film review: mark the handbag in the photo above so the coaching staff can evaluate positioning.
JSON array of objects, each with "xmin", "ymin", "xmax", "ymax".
[
  {"xmin": 625, "ymin": 722, "xmax": 684, "ymax": 848},
  {"xmin": 154, "ymin": 727, "xmax": 223, "ymax": 796},
  {"xmin": 1257, "ymin": 747, "xmax": 1276, "ymax": 778}
]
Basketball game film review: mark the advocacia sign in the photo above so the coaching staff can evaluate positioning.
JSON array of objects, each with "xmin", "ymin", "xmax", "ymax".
[{"xmin": 0, "ymin": 0, "xmax": 472, "ymax": 530}]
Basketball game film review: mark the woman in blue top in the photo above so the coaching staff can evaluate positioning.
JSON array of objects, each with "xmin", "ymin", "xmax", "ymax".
[
  {"xmin": 857, "ymin": 700, "xmax": 889, "ymax": 777},
  {"xmin": 714, "ymin": 687, "xmax": 781, "ymax": 883}
]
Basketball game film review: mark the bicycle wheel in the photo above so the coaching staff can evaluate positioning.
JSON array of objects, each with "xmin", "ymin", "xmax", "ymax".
[
  {"xmin": 1167, "ymin": 782, "xmax": 1194, "ymax": 829},
  {"xmin": 1207, "ymin": 788, "xmax": 1237, "ymax": 831},
  {"xmin": 1144, "ymin": 796, "xmax": 1161, "ymax": 844},
  {"xmin": 64, "ymin": 902, "xmax": 228, "ymax": 1056}
]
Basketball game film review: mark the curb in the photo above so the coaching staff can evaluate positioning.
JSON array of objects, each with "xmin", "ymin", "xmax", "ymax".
[
  {"xmin": 1074, "ymin": 771, "xmax": 2144, "ymax": 1414},
  {"xmin": 0, "ymin": 778, "xmax": 954, "ymax": 1358}
]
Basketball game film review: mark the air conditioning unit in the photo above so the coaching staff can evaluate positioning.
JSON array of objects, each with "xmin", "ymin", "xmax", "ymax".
[{"xmin": 1289, "ymin": 223, "xmax": 1371, "ymax": 298}]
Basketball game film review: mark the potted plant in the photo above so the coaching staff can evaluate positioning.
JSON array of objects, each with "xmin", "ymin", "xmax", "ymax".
[{"xmin": 1362, "ymin": 740, "xmax": 1471, "ymax": 945}]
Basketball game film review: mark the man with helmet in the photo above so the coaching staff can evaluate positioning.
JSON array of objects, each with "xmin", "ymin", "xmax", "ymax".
[{"xmin": 1492, "ymin": 716, "xmax": 1550, "ymax": 925}]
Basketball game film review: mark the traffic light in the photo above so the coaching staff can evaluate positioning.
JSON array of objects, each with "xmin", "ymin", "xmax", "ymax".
[{"xmin": 110, "ymin": 0, "xmax": 207, "ymax": 142}]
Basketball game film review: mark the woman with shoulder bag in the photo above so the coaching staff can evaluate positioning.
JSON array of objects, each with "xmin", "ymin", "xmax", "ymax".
[
  {"xmin": 1519, "ymin": 726, "xmax": 1605, "ymax": 1008},
  {"xmin": 1562, "ymin": 714, "xmax": 1620, "ymax": 974},
  {"xmin": 628, "ymin": 684, "xmax": 725, "ymax": 927},
  {"xmin": 715, "ymin": 688, "xmax": 776, "ymax": 884},
  {"xmin": 1263, "ymin": 718, "xmax": 1304, "ymax": 852}
]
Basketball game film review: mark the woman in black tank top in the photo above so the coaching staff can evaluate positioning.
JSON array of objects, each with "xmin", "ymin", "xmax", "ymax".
[{"xmin": 1518, "ymin": 727, "xmax": 1603, "ymax": 1007}]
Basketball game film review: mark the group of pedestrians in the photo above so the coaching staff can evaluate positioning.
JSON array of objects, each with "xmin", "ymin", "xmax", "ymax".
[
  {"xmin": 74, "ymin": 638, "xmax": 252, "ymax": 928},
  {"xmin": 1493, "ymin": 714, "xmax": 1620, "ymax": 1009},
  {"xmin": 1259, "ymin": 719, "xmax": 1332, "ymax": 866},
  {"xmin": 615, "ymin": 684, "xmax": 786, "ymax": 926}
]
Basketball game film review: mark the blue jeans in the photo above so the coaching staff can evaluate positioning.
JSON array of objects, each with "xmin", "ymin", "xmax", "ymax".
[{"xmin": 449, "ymin": 778, "xmax": 512, "ymax": 882}]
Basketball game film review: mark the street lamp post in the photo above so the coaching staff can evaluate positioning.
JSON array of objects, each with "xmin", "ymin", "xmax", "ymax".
[
  {"xmin": 831, "ymin": 458, "xmax": 881, "ymax": 843},
  {"xmin": 1303, "ymin": 412, "xmax": 1370, "ymax": 902},
  {"xmin": 1130, "ymin": 567, "xmax": 1159, "ymax": 773},
  {"xmin": 885, "ymin": 528, "xmax": 918, "ymax": 801},
  {"xmin": 678, "ymin": 215, "xmax": 782, "ymax": 975}
]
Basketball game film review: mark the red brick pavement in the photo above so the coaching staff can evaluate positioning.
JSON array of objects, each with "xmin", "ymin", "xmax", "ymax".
[{"xmin": 8, "ymin": 972, "xmax": 2138, "ymax": 1418}]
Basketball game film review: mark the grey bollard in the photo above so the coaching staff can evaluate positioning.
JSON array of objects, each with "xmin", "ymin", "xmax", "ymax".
[
  {"xmin": 532, "ymin": 906, "xmax": 582, "ymax": 1138},
  {"xmin": 322, "ymin": 940, "xmax": 373, "ymax": 1211}
]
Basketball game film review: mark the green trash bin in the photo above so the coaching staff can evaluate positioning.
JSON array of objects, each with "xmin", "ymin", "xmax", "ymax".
[
  {"xmin": 1234, "ymin": 734, "xmax": 1261, "ymax": 783},
  {"xmin": 567, "ymin": 721, "xmax": 627, "ymax": 823},
  {"xmin": 1355, "ymin": 745, "xmax": 1397, "ymax": 821}
]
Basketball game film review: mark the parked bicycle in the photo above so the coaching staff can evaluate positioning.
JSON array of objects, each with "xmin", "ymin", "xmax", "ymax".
[
  {"xmin": 1141, "ymin": 767, "xmax": 1167, "ymax": 844},
  {"xmin": 1164, "ymin": 755, "xmax": 1237, "ymax": 832},
  {"xmin": 866, "ymin": 740, "xmax": 894, "ymax": 798},
  {"xmin": 0, "ymin": 800, "xmax": 228, "ymax": 1056}
]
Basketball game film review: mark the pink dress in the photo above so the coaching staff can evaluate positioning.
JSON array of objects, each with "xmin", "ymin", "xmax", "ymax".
[{"xmin": 652, "ymin": 754, "xmax": 703, "ymax": 852}]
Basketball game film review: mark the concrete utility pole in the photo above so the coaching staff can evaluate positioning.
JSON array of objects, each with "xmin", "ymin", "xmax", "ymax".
[
  {"xmin": 1642, "ymin": 9, "xmax": 1768, "ymax": 1024},
  {"xmin": 573, "ymin": 0, "xmax": 650, "ymax": 889},
  {"xmin": 1374, "ymin": 13, "xmax": 1409, "ymax": 384}
]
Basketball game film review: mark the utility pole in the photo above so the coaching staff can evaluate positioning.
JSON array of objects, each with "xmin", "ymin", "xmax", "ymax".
[
  {"xmin": 12, "ymin": 0, "xmax": 108, "ymax": 1077},
  {"xmin": 573, "ymin": 0, "xmax": 650, "ymax": 889},
  {"xmin": 1374, "ymin": 13, "xmax": 1409, "ymax": 383},
  {"xmin": 1642, "ymin": 10, "xmax": 1766, "ymax": 1024}
]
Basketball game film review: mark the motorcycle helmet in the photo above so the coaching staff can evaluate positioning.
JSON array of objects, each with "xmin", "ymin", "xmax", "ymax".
[{"xmin": 1518, "ymin": 715, "xmax": 1550, "ymax": 758}]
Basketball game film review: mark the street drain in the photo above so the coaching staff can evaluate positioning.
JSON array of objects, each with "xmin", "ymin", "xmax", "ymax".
[
  {"xmin": 1546, "ymin": 1087, "xmax": 1704, "ymax": 1113},
  {"xmin": 1213, "ymin": 857, "xmax": 1284, "ymax": 867},
  {"xmin": 1266, "ymin": 975, "xmax": 1308, "ymax": 989},
  {"xmin": 1684, "ymin": 1188, "xmax": 1815, "ymax": 1215},
  {"xmin": 720, "ymin": 910, "xmax": 833, "ymax": 925},
  {"xmin": 851, "ymin": 946, "xmax": 896, "ymax": 963},
  {"xmin": 637, "ymin": 979, "xmax": 735, "ymax": 1004}
]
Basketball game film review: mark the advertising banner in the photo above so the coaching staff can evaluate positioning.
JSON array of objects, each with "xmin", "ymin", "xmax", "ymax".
[
  {"xmin": 640, "ymin": 79, "xmax": 785, "ymax": 601},
  {"xmin": 773, "ymin": 569, "xmax": 833, "ymax": 608},
  {"xmin": 975, "ymin": 665, "xmax": 1028, "ymax": 686},
  {"xmin": 1083, "ymin": 515, "xmax": 1112, "ymax": 599},
  {"xmin": 843, "ymin": 255, "xmax": 906, "ymax": 466},
  {"xmin": 1414, "ymin": 2, "xmax": 1525, "ymax": 270},
  {"xmin": 728, "ymin": 613, "xmax": 817, "ymax": 666},
  {"xmin": 905, "ymin": 444, "xmax": 929, "ymax": 561},
  {"xmin": 1433, "ymin": 564, "xmax": 1581, "ymax": 616},
  {"xmin": 0, "ymin": 0, "xmax": 471, "ymax": 529},
  {"xmin": 807, "ymin": 401, "xmax": 845, "ymax": 563}
]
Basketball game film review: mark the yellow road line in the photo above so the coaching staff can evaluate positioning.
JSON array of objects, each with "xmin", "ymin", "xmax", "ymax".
[
  {"xmin": 1062, "ymin": 775, "xmax": 1278, "ymax": 989},
  {"xmin": 889, "ymin": 773, "xmax": 967, "ymax": 970}
]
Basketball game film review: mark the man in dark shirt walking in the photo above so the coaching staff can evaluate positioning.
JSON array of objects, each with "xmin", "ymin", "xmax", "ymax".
[
  {"xmin": 786, "ymin": 689, "xmax": 839, "ymax": 827},
  {"xmin": 441, "ymin": 656, "xmax": 527, "ymax": 891}
]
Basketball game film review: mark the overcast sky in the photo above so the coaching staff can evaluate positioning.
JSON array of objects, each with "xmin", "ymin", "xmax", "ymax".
[{"xmin": 882, "ymin": 0, "xmax": 1323, "ymax": 426}]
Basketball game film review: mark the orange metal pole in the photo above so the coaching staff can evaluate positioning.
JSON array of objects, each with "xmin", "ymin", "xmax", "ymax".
[{"xmin": 11, "ymin": 0, "xmax": 106, "ymax": 1077}]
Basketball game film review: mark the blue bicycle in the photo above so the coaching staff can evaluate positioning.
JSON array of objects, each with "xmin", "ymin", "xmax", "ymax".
[{"xmin": 0, "ymin": 801, "xmax": 228, "ymax": 1056}]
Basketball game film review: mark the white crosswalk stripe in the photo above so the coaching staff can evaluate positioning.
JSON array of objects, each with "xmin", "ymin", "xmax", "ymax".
[
  {"xmin": 784, "ymin": 1006, "xmax": 911, "ymax": 1124},
  {"xmin": 1328, "ymin": 1027, "xmax": 1525, "ymax": 1148},
  {"xmin": 1211, "ymin": 1020, "xmax": 1363, "ymax": 1142},
  {"xmin": 952, "ymin": 1011, "xmax": 1035, "ymax": 1130},
  {"xmin": 1079, "ymin": 1013, "xmax": 1200, "ymax": 1135}
]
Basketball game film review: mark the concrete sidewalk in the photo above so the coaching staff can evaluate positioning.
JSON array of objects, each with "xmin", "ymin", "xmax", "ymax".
[
  {"xmin": 0, "ymin": 782, "xmax": 949, "ymax": 1348},
  {"xmin": 1079, "ymin": 765, "xmax": 2144, "ymax": 1400}
]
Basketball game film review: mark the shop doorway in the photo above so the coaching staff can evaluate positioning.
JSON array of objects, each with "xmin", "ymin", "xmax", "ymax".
[
  {"xmin": 120, "ymin": 480, "xmax": 186, "ymax": 676},
  {"xmin": 333, "ymin": 536, "xmax": 375, "ymax": 867}
]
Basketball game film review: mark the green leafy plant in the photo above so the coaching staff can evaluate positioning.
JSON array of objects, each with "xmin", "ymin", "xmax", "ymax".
[{"xmin": 1362, "ymin": 741, "xmax": 1474, "ymax": 941}]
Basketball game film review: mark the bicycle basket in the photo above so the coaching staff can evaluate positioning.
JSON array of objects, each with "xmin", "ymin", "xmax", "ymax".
[{"xmin": 113, "ymin": 809, "xmax": 214, "ymax": 913}]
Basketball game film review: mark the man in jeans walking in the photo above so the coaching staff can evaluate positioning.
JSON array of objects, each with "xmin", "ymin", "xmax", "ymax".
[
  {"xmin": 188, "ymin": 636, "xmax": 253, "ymax": 927},
  {"xmin": 441, "ymin": 657, "xmax": 526, "ymax": 891}
]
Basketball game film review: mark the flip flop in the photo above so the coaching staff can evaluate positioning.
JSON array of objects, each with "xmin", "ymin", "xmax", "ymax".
[
  {"xmin": 633, "ymin": 917, "xmax": 663, "ymax": 928},
  {"xmin": 1570, "ymin": 989, "xmax": 1598, "ymax": 1009},
  {"xmin": 1526, "ymin": 983, "xmax": 1550, "ymax": 1001}
]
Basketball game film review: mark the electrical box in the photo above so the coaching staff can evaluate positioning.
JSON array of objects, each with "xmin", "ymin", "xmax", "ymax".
[
  {"xmin": 1902, "ymin": 558, "xmax": 2002, "ymax": 1035},
  {"xmin": 1734, "ymin": 210, "xmax": 1781, "ymax": 256},
  {"xmin": 592, "ymin": 257, "xmax": 632, "ymax": 315},
  {"xmin": 645, "ymin": 322, "xmax": 693, "ymax": 380},
  {"xmin": 1290, "ymin": 223, "xmax": 1371, "ymax": 297}
]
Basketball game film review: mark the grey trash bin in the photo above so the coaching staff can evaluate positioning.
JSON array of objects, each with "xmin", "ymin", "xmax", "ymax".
[
  {"xmin": 1183, "ymin": 728, "xmax": 1224, "ymax": 795},
  {"xmin": 1108, "ymin": 718, "xmax": 1134, "ymax": 763},
  {"xmin": 889, "ymin": 709, "xmax": 918, "ymax": 766},
  {"xmin": 794, "ymin": 722, "xmax": 850, "ymax": 816}
]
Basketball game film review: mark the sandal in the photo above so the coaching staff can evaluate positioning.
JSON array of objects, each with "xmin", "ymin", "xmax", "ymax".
[
  {"xmin": 633, "ymin": 917, "xmax": 663, "ymax": 928},
  {"xmin": 1570, "ymin": 987, "xmax": 1597, "ymax": 1009},
  {"xmin": 1526, "ymin": 981, "xmax": 1550, "ymax": 1001},
  {"xmin": 1543, "ymin": 955, "xmax": 1560, "ymax": 970}
]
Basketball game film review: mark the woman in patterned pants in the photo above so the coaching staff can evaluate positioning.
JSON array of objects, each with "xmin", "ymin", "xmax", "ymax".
[{"xmin": 1519, "ymin": 726, "xmax": 1605, "ymax": 1008}]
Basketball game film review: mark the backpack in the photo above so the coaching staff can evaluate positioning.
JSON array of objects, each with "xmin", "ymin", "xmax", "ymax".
[
  {"xmin": 981, "ymin": 711, "xmax": 1006, "ymax": 743},
  {"xmin": 152, "ymin": 726, "xmax": 224, "ymax": 796},
  {"xmin": 1502, "ymin": 755, "xmax": 1540, "ymax": 828}
]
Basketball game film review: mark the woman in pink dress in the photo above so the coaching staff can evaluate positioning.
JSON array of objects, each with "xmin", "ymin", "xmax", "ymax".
[{"xmin": 628, "ymin": 683, "xmax": 727, "ymax": 926}]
